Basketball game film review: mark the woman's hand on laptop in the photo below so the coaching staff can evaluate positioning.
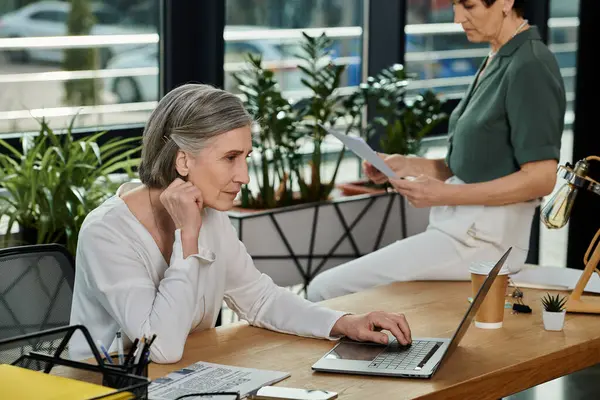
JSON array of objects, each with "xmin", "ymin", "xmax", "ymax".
[{"xmin": 330, "ymin": 312, "xmax": 412, "ymax": 346}]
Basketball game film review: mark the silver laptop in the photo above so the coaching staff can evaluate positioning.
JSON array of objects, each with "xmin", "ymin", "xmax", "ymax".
[{"xmin": 312, "ymin": 248, "xmax": 512, "ymax": 379}]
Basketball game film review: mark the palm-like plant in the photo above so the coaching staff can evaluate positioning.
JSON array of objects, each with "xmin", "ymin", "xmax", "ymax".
[
  {"xmin": 232, "ymin": 34, "xmax": 361, "ymax": 208},
  {"xmin": 295, "ymin": 33, "xmax": 353, "ymax": 202},
  {"xmin": 0, "ymin": 116, "xmax": 141, "ymax": 255}
]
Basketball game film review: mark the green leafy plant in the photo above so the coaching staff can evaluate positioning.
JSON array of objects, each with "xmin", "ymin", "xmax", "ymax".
[
  {"xmin": 232, "ymin": 33, "xmax": 360, "ymax": 209},
  {"xmin": 356, "ymin": 64, "xmax": 448, "ymax": 156},
  {"xmin": 0, "ymin": 116, "xmax": 141, "ymax": 255},
  {"xmin": 232, "ymin": 54, "xmax": 302, "ymax": 209},
  {"xmin": 541, "ymin": 293, "xmax": 568, "ymax": 312},
  {"xmin": 294, "ymin": 33, "xmax": 354, "ymax": 203}
]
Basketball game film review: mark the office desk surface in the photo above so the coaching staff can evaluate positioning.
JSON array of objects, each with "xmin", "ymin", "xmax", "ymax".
[{"xmin": 150, "ymin": 282, "xmax": 600, "ymax": 399}]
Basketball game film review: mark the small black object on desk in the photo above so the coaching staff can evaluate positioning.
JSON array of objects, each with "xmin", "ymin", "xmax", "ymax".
[{"xmin": 512, "ymin": 303, "xmax": 532, "ymax": 314}]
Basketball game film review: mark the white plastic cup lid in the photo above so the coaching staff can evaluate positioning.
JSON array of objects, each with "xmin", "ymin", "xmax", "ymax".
[{"xmin": 469, "ymin": 261, "xmax": 511, "ymax": 276}]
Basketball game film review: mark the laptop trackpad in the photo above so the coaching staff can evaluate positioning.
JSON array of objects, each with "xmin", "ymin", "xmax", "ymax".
[{"xmin": 325, "ymin": 342, "xmax": 388, "ymax": 361}]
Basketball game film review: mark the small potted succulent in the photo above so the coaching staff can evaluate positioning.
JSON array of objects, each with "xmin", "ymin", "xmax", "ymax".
[{"xmin": 541, "ymin": 293, "xmax": 568, "ymax": 331}]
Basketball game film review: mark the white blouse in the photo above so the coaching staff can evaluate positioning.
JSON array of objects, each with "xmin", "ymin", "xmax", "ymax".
[{"xmin": 69, "ymin": 184, "xmax": 346, "ymax": 363}]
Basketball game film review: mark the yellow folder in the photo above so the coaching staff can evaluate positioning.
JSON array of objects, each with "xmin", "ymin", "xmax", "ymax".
[{"xmin": 0, "ymin": 364, "xmax": 135, "ymax": 400}]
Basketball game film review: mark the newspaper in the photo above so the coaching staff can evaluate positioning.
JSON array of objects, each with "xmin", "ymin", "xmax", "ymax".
[{"xmin": 148, "ymin": 361, "xmax": 290, "ymax": 400}]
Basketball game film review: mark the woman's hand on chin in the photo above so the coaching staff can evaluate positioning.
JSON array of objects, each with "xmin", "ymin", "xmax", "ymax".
[{"xmin": 160, "ymin": 178, "xmax": 204, "ymax": 257}]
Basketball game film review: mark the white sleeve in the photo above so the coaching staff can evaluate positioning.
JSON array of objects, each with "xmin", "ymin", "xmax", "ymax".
[
  {"xmin": 220, "ymin": 214, "xmax": 347, "ymax": 339},
  {"xmin": 78, "ymin": 224, "xmax": 213, "ymax": 363}
]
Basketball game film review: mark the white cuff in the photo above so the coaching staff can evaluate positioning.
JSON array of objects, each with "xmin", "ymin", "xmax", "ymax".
[
  {"xmin": 172, "ymin": 229, "xmax": 216, "ymax": 262},
  {"xmin": 324, "ymin": 310, "xmax": 353, "ymax": 341}
]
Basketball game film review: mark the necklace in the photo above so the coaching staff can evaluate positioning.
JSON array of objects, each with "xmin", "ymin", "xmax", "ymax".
[{"xmin": 489, "ymin": 19, "xmax": 528, "ymax": 58}]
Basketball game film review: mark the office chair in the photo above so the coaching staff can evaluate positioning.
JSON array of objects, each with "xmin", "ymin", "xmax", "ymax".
[{"xmin": 0, "ymin": 244, "xmax": 75, "ymax": 367}]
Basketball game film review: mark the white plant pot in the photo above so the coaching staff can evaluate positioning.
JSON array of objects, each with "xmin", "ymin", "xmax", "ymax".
[{"xmin": 542, "ymin": 310, "xmax": 566, "ymax": 331}]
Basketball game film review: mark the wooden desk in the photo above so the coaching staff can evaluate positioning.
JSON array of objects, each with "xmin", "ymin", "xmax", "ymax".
[{"xmin": 150, "ymin": 282, "xmax": 600, "ymax": 400}]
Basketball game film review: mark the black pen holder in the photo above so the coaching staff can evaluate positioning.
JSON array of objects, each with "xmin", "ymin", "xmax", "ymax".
[
  {"xmin": 102, "ymin": 354, "xmax": 150, "ymax": 398},
  {"xmin": 0, "ymin": 325, "xmax": 150, "ymax": 399}
]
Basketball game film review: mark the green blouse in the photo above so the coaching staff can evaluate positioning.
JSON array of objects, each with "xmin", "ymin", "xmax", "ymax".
[{"xmin": 445, "ymin": 26, "xmax": 566, "ymax": 184}]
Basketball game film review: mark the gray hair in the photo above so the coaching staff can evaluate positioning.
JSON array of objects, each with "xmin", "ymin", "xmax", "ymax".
[{"xmin": 139, "ymin": 83, "xmax": 253, "ymax": 188}]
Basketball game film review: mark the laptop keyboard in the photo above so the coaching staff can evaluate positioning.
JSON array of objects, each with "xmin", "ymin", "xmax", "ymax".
[{"xmin": 368, "ymin": 340, "xmax": 442, "ymax": 371}]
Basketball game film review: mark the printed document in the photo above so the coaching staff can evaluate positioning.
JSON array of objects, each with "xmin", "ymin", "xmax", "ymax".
[
  {"xmin": 148, "ymin": 361, "xmax": 289, "ymax": 400},
  {"xmin": 321, "ymin": 125, "xmax": 399, "ymax": 179}
]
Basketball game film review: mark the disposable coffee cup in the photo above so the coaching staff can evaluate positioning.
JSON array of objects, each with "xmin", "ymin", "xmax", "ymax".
[{"xmin": 470, "ymin": 261, "xmax": 511, "ymax": 329}]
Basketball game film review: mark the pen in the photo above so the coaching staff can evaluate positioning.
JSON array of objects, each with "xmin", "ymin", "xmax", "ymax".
[
  {"xmin": 135, "ymin": 350, "xmax": 150, "ymax": 377},
  {"xmin": 116, "ymin": 331, "xmax": 124, "ymax": 365},
  {"xmin": 135, "ymin": 333, "xmax": 156, "ymax": 376},
  {"xmin": 139, "ymin": 333, "xmax": 156, "ymax": 362},
  {"xmin": 124, "ymin": 337, "xmax": 139, "ymax": 366},
  {"xmin": 97, "ymin": 340, "xmax": 113, "ymax": 364},
  {"xmin": 134, "ymin": 336, "xmax": 146, "ymax": 365},
  {"xmin": 146, "ymin": 333, "xmax": 157, "ymax": 350}
]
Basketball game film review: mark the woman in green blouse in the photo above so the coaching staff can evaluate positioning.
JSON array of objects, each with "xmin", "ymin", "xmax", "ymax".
[{"xmin": 308, "ymin": 0, "xmax": 566, "ymax": 302}]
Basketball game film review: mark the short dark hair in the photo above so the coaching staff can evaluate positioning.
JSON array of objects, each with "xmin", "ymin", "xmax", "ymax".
[{"xmin": 482, "ymin": 0, "xmax": 526, "ymax": 17}]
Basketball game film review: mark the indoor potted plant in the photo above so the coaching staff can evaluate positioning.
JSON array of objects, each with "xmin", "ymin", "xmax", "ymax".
[
  {"xmin": 232, "ymin": 32, "xmax": 357, "ymax": 211},
  {"xmin": 541, "ymin": 292, "xmax": 568, "ymax": 331},
  {"xmin": 0, "ymin": 115, "xmax": 141, "ymax": 255}
]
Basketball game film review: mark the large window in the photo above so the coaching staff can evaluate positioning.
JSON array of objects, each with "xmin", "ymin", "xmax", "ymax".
[
  {"xmin": 225, "ymin": 0, "xmax": 364, "ymax": 97},
  {"xmin": 0, "ymin": 0, "xmax": 160, "ymax": 136}
]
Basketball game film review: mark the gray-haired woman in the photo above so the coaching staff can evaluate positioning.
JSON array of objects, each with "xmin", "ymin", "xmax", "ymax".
[{"xmin": 69, "ymin": 83, "xmax": 412, "ymax": 364}]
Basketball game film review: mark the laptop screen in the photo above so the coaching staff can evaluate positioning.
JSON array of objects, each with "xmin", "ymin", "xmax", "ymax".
[{"xmin": 436, "ymin": 248, "xmax": 512, "ymax": 368}]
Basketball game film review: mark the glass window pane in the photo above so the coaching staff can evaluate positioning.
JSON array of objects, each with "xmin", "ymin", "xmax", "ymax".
[
  {"xmin": 549, "ymin": 0, "xmax": 579, "ymax": 124},
  {"xmin": 405, "ymin": 0, "xmax": 486, "ymax": 99},
  {"xmin": 0, "ymin": 0, "xmax": 160, "ymax": 136},
  {"xmin": 225, "ymin": 0, "xmax": 364, "ymax": 95},
  {"xmin": 540, "ymin": 0, "xmax": 580, "ymax": 268}
]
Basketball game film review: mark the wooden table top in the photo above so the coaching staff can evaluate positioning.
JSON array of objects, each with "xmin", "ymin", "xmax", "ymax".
[{"xmin": 148, "ymin": 281, "xmax": 600, "ymax": 399}]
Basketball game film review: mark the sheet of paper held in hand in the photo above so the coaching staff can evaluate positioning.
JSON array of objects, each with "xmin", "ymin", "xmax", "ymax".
[
  {"xmin": 148, "ymin": 361, "xmax": 289, "ymax": 400},
  {"xmin": 321, "ymin": 124, "xmax": 398, "ymax": 179}
]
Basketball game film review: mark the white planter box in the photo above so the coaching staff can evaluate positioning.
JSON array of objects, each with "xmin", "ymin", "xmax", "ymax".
[
  {"xmin": 228, "ymin": 192, "xmax": 430, "ymax": 288},
  {"xmin": 542, "ymin": 310, "xmax": 566, "ymax": 331}
]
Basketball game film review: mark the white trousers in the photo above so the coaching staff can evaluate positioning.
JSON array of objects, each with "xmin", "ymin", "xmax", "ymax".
[{"xmin": 307, "ymin": 177, "xmax": 539, "ymax": 302}]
